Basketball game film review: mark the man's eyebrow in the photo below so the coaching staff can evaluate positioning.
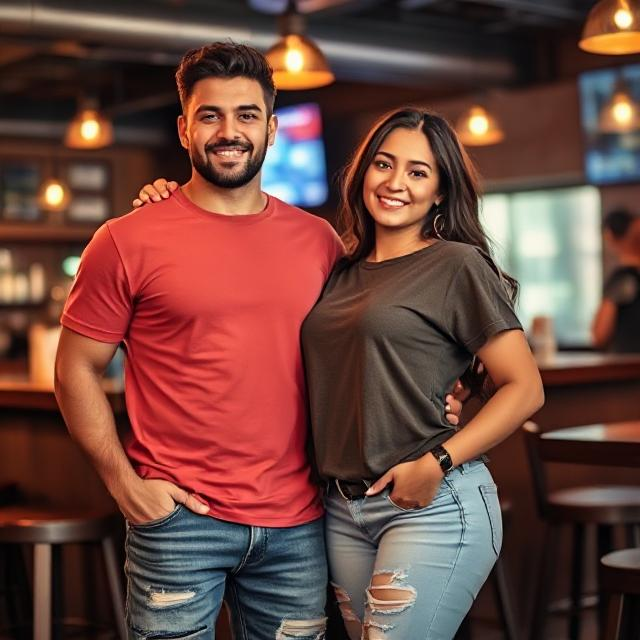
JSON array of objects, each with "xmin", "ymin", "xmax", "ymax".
[
  {"xmin": 195, "ymin": 104, "xmax": 264, "ymax": 114},
  {"xmin": 376, "ymin": 151, "xmax": 432, "ymax": 171}
]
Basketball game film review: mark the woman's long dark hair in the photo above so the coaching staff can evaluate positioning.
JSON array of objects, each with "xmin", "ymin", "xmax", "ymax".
[{"xmin": 338, "ymin": 107, "xmax": 518, "ymax": 396}]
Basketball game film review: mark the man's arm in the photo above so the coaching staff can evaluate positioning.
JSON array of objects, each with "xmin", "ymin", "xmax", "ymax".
[
  {"xmin": 591, "ymin": 298, "xmax": 617, "ymax": 349},
  {"xmin": 55, "ymin": 328, "xmax": 208, "ymax": 523}
]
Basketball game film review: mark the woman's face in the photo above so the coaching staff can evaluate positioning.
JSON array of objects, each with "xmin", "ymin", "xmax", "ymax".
[{"xmin": 363, "ymin": 126, "xmax": 442, "ymax": 237}]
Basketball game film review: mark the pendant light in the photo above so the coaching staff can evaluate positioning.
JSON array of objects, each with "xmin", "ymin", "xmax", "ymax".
[
  {"xmin": 265, "ymin": 0, "xmax": 334, "ymax": 90},
  {"xmin": 579, "ymin": 0, "xmax": 640, "ymax": 55},
  {"xmin": 598, "ymin": 77, "xmax": 640, "ymax": 132},
  {"xmin": 455, "ymin": 105, "xmax": 504, "ymax": 147},
  {"xmin": 65, "ymin": 98, "xmax": 114, "ymax": 149}
]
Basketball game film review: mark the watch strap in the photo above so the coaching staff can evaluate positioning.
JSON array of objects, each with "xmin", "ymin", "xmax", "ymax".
[{"xmin": 430, "ymin": 444, "xmax": 454, "ymax": 475}]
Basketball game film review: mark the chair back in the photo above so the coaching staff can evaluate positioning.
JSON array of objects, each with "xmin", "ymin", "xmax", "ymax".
[{"xmin": 522, "ymin": 421, "xmax": 550, "ymax": 518}]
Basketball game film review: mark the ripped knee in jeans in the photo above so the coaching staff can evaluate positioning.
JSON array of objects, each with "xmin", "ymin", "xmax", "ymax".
[
  {"xmin": 362, "ymin": 570, "xmax": 417, "ymax": 639},
  {"xmin": 275, "ymin": 616, "xmax": 327, "ymax": 639}
]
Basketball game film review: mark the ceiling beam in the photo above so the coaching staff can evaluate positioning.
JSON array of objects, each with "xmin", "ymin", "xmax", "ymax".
[
  {"xmin": 0, "ymin": 0, "xmax": 517, "ymax": 86},
  {"xmin": 459, "ymin": 0, "xmax": 583, "ymax": 21},
  {"xmin": 400, "ymin": 0, "xmax": 583, "ymax": 21}
]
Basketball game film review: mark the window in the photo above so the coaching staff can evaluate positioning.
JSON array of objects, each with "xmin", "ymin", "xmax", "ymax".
[{"xmin": 480, "ymin": 186, "xmax": 601, "ymax": 347}]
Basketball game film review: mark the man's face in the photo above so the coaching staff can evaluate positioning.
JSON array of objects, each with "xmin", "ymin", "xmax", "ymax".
[{"xmin": 178, "ymin": 77, "xmax": 277, "ymax": 189}]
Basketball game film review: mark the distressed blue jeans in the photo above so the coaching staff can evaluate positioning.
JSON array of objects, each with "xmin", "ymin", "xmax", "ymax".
[
  {"xmin": 125, "ymin": 507, "xmax": 328, "ymax": 639},
  {"xmin": 325, "ymin": 460, "xmax": 502, "ymax": 640}
]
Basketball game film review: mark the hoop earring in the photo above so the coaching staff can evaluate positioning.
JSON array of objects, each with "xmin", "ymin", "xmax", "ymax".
[{"xmin": 433, "ymin": 212, "xmax": 445, "ymax": 240}]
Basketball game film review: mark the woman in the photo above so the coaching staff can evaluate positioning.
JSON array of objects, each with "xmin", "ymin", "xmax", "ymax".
[{"xmin": 134, "ymin": 107, "xmax": 543, "ymax": 639}]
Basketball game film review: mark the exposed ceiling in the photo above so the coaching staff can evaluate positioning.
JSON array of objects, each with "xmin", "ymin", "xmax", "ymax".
[{"xmin": 0, "ymin": 0, "xmax": 600, "ymax": 144}]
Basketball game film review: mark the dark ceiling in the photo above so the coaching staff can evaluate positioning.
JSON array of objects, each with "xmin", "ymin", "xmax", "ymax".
[{"xmin": 0, "ymin": 0, "xmax": 603, "ymax": 144}]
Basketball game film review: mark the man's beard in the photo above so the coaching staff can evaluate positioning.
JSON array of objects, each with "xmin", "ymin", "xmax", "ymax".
[{"xmin": 191, "ymin": 134, "xmax": 269, "ymax": 189}]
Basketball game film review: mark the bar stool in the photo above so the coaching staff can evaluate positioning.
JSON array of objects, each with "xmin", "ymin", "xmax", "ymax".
[
  {"xmin": 523, "ymin": 422, "xmax": 640, "ymax": 640},
  {"xmin": 0, "ymin": 507, "xmax": 126, "ymax": 640},
  {"xmin": 456, "ymin": 499, "xmax": 519, "ymax": 640},
  {"xmin": 601, "ymin": 548, "xmax": 640, "ymax": 640}
]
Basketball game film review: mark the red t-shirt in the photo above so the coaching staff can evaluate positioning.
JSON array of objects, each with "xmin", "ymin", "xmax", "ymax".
[{"xmin": 61, "ymin": 189, "xmax": 343, "ymax": 526}]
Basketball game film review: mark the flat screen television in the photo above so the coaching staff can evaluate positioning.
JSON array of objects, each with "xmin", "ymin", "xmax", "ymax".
[
  {"xmin": 578, "ymin": 63, "xmax": 640, "ymax": 185},
  {"xmin": 262, "ymin": 102, "xmax": 329, "ymax": 207}
]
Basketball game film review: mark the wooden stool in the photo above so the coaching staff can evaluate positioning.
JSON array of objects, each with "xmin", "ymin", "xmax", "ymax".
[
  {"xmin": 601, "ymin": 548, "xmax": 640, "ymax": 640},
  {"xmin": 523, "ymin": 422, "xmax": 640, "ymax": 640},
  {"xmin": 0, "ymin": 507, "xmax": 126, "ymax": 640},
  {"xmin": 456, "ymin": 499, "xmax": 519, "ymax": 640}
]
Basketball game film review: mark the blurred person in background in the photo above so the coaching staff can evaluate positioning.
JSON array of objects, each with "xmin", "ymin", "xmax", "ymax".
[{"xmin": 592, "ymin": 208, "xmax": 640, "ymax": 353}]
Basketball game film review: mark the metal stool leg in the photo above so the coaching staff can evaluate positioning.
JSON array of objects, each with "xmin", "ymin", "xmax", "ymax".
[
  {"xmin": 604, "ymin": 593, "xmax": 623, "ymax": 640},
  {"xmin": 569, "ymin": 524, "xmax": 585, "ymax": 640},
  {"xmin": 597, "ymin": 525, "xmax": 614, "ymax": 634},
  {"xmin": 529, "ymin": 523, "xmax": 560, "ymax": 640},
  {"xmin": 102, "ymin": 536, "xmax": 127, "ymax": 640},
  {"xmin": 33, "ymin": 543, "xmax": 51, "ymax": 640}
]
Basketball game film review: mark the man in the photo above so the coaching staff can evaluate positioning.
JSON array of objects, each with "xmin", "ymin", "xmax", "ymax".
[
  {"xmin": 55, "ymin": 42, "xmax": 462, "ymax": 639},
  {"xmin": 592, "ymin": 208, "xmax": 640, "ymax": 353}
]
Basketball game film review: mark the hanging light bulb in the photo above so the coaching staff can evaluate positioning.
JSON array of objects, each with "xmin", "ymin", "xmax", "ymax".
[
  {"xmin": 265, "ymin": 1, "xmax": 334, "ymax": 90},
  {"xmin": 456, "ymin": 105, "xmax": 505, "ymax": 146},
  {"xmin": 579, "ymin": 0, "xmax": 640, "ymax": 55},
  {"xmin": 38, "ymin": 178, "xmax": 71, "ymax": 213},
  {"xmin": 598, "ymin": 78, "xmax": 640, "ymax": 132},
  {"xmin": 65, "ymin": 99, "xmax": 114, "ymax": 149}
]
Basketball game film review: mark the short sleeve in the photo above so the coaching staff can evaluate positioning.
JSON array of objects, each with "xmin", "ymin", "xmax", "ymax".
[
  {"xmin": 446, "ymin": 248, "xmax": 522, "ymax": 354},
  {"xmin": 61, "ymin": 223, "xmax": 133, "ymax": 343},
  {"xmin": 604, "ymin": 268, "xmax": 640, "ymax": 306},
  {"xmin": 322, "ymin": 220, "xmax": 346, "ymax": 278}
]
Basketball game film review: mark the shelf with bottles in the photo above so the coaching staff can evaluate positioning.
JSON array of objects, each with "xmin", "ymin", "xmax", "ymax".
[
  {"xmin": 0, "ymin": 250, "xmax": 49, "ymax": 307},
  {"xmin": 0, "ymin": 156, "xmax": 112, "ymax": 243}
]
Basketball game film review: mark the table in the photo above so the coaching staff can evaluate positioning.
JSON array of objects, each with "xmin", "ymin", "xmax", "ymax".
[
  {"xmin": 540, "ymin": 421, "xmax": 640, "ymax": 469},
  {"xmin": 533, "ymin": 352, "xmax": 640, "ymax": 429}
]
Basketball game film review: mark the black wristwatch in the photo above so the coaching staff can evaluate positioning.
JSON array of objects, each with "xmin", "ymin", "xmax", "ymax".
[{"xmin": 430, "ymin": 444, "xmax": 454, "ymax": 475}]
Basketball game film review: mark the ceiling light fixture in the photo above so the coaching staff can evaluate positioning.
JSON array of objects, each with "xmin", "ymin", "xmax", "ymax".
[
  {"xmin": 579, "ymin": 0, "xmax": 640, "ymax": 55},
  {"xmin": 65, "ymin": 99, "xmax": 114, "ymax": 149},
  {"xmin": 455, "ymin": 105, "xmax": 504, "ymax": 146},
  {"xmin": 265, "ymin": 0, "xmax": 334, "ymax": 90}
]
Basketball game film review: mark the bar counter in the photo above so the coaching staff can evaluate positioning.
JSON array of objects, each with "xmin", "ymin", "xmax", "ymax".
[
  {"xmin": 0, "ymin": 376, "xmax": 125, "ymax": 512},
  {"xmin": 0, "ymin": 378, "xmax": 125, "ymax": 412}
]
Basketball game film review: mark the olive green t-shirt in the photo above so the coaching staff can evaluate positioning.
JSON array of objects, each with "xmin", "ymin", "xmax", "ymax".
[{"xmin": 301, "ymin": 240, "xmax": 522, "ymax": 481}]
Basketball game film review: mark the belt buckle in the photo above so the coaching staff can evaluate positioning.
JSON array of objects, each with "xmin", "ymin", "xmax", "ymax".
[{"xmin": 334, "ymin": 478, "xmax": 370, "ymax": 500}]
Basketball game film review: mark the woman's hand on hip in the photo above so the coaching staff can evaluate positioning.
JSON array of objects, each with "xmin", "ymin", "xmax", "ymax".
[{"xmin": 365, "ymin": 455, "xmax": 444, "ymax": 510}]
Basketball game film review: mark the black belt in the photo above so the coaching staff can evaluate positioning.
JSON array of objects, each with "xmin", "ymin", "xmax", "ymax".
[{"xmin": 333, "ymin": 478, "xmax": 371, "ymax": 500}]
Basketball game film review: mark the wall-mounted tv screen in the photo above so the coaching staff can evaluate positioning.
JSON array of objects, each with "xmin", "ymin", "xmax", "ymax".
[
  {"xmin": 263, "ymin": 102, "xmax": 329, "ymax": 207},
  {"xmin": 578, "ymin": 63, "xmax": 640, "ymax": 185}
]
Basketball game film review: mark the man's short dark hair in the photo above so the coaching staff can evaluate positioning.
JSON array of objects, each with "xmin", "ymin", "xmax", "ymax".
[
  {"xmin": 176, "ymin": 42, "xmax": 277, "ymax": 116},
  {"xmin": 603, "ymin": 208, "xmax": 637, "ymax": 239}
]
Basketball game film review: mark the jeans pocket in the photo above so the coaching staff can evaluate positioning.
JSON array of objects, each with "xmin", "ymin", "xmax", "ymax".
[
  {"xmin": 386, "ymin": 493, "xmax": 421, "ymax": 512},
  {"xmin": 385, "ymin": 484, "xmax": 441, "ymax": 513},
  {"xmin": 479, "ymin": 484, "xmax": 502, "ymax": 556},
  {"xmin": 128, "ymin": 503, "xmax": 184, "ymax": 530}
]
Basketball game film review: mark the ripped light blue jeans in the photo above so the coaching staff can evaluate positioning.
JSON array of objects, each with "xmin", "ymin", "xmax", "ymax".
[
  {"xmin": 325, "ymin": 459, "xmax": 502, "ymax": 640},
  {"xmin": 125, "ymin": 508, "xmax": 327, "ymax": 639}
]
